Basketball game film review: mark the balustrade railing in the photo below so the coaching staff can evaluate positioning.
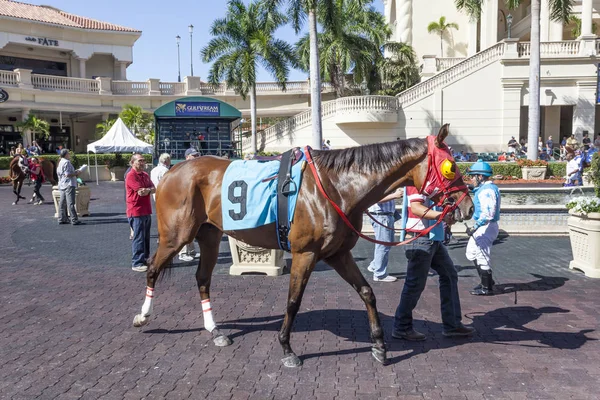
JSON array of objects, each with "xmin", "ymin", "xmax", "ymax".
[
  {"xmin": 336, "ymin": 95, "xmax": 399, "ymax": 114},
  {"xmin": 31, "ymin": 75, "xmax": 99, "ymax": 92},
  {"xmin": 518, "ymin": 40, "xmax": 580, "ymax": 57},
  {"xmin": 111, "ymin": 81, "xmax": 149, "ymax": 95},
  {"xmin": 397, "ymin": 42, "xmax": 505, "ymax": 106},
  {"xmin": 0, "ymin": 70, "xmax": 19, "ymax": 86},
  {"xmin": 159, "ymin": 82, "xmax": 186, "ymax": 95},
  {"xmin": 436, "ymin": 57, "xmax": 466, "ymax": 71}
]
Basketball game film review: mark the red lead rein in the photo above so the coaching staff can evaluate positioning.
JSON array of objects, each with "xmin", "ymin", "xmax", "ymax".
[{"xmin": 303, "ymin": 146, "xmax": 464, "ymax": 247}]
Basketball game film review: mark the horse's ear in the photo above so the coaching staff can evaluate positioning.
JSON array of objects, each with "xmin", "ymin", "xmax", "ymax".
[{"xmin": 435, "ymin": 123, "xmax": 450, "ymax": 148}]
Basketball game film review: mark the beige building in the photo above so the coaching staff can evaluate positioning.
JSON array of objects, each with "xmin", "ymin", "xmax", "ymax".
[{"xmin": 0, "ymin": 0, "xmax": 330, "ymax": 154}]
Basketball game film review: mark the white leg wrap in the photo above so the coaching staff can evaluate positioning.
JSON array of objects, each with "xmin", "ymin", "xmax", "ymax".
[
  {"xmin": 201, "ymin": 299, "xmax": 216, "ymax": 332},
  {"xmin": 141, "ymin": 287, "xmax": 154, "ymax": 317}
]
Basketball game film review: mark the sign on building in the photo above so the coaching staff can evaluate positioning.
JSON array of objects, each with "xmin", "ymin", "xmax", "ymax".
[
  {"xmin": 0, "ymin": 88, "xmax": 9, "ymax": 103},
  {"xmin": 25, "ymin": 37, "xmax": 59, "ymax": 46},
  {"xmin": 175, "ymin": 102, "xmax": 220, "ymax": 117}
]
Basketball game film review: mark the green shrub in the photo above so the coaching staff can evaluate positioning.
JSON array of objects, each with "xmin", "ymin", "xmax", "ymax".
[
  {"xmin": 591, "ymin": 152, "xmax": 600, "ymax": 197},
  {"xmin": 457, "ymin": 161, "xmax": 567, "ymax": 179},
  {"xmin": 0, "ymin": 153, "xmax": 152, "ymax": 170}
]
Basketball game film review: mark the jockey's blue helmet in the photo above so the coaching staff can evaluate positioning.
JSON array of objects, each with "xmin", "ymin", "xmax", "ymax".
[{"xmin": 467, "ymin": 159, "xmax": 493, "ymax": 177}]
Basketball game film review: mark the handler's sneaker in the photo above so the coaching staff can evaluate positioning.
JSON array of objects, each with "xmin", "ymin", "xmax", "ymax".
[
  {"xmin": 179, "ymin": 254, "xmax": 194, "ymax": 262},
  {"xmin": 373, "ymin": 275, "xmax": 397, "ymax": 282},
  {"xmin": 442, "ymin": 325, "xmax": 476, "ymax": 338},
  {"xmin": 132, "ymin": 265, "xmax": 148, "ymax": 272}
]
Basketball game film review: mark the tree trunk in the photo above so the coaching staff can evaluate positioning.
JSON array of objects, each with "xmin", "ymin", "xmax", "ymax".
[
  {"xmin": 440, "ymin": 33, "xmax": 443, "ymax": 57},
  {"xmin": 527, "ymin": 0, "xmax": 541, "ymax": 161},
  {"xmin": 250, "ymin": 83, "xmax": 257, "ymax": 154},
  {"xmin": 309, "ymin": 7, "xmax": 323, "ymax": 149}
]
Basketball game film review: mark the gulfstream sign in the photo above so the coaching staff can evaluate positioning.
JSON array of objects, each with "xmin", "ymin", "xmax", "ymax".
[{"xmin": 175, "ymin": 102, "xmax": 220, "ymax": 117}]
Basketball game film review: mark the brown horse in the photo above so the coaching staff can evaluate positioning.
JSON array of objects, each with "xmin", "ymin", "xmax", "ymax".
[
  {"xmin": 133, "ymin": 124, "xmax": 474, "ymax": 367},
  {"xmin": 9, "ymin": 156, "xmax": 57, "ymax": 205}
]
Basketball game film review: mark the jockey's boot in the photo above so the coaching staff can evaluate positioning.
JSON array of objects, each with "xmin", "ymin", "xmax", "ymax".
[
  {"xmin": 470, "ymin": 270, "xmax": 494, "ymax": 296},
  {"xmin": 472, "ymin": 261, "xmax": 483, "ymax": 291}
]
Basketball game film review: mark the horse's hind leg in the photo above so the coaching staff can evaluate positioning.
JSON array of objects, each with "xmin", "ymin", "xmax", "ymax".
[
  {"xmin": 325, "ymin": 251, "xmax": 388, "ymax": 365},
  {"xmin": 12, "ymin": 180, "xmax": 25, "ymax": 205},
  {"xmin": 132, "ymin": 234, "xmax": 180, "ymax": 327},
  {"xmin": 278, "ymin": 251, "xmax": 317, "ymax": 367},
  {"xmin": 194, "ymin": 224, "xmax": 231, "ymax": 347}
]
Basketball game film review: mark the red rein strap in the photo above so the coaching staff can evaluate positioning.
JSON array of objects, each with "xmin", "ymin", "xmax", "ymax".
[{"xmin": 303, "ymin": 146, "xmax": 460, "ymax": 247}]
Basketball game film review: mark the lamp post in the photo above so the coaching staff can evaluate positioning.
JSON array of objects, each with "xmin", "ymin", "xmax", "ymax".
[
  {"xmin": 176, "ymin": 35, "xmax": 181, "ymax": 83},
  {"xmin": 507, "ymin": 14, "xmax": 513, "ymax": 39},
  {"xmin": 189, "ymin": 24, "xmax": 194, "ymax": 76}
]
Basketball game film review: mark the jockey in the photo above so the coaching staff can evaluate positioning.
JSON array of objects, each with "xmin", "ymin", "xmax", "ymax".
[
  {"xmin": 464, "ymin": 160, "xmax": 501, "ymax": 296},
  {"xmin": 17, "ymin": 148, "xmax": 30, "ymax": 174}
]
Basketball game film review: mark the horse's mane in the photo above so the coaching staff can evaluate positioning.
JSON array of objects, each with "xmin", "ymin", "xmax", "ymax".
[{"xmin": 313, "ymin": 138, "xmax": 428, "ymax": 174}]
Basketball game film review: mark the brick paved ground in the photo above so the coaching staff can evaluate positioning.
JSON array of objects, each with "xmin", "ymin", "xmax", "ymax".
[{"xmin": 1, "ymin": 182, "xmax": 599, "ymax": 400}]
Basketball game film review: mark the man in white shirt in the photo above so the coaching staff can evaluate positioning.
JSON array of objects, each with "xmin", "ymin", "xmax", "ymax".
[{"xmin": 150, "ymin": 153, "xmax": 171, "ymax": 201}]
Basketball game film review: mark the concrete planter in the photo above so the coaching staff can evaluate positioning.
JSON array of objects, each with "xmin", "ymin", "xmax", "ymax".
[
  {"xmin": 83, "ymin": 165, "xmax": 112, "ymax": 182},
  {"xmin": 228, "ymin": 236, "xmax": 284, "ymax": 276},
  {"xmin": 110, "ymin": 166, "xmax": 127, "ymax": 181},
  {"xmin": 521, "ymin": 166, "xmax": 547, "ymax": 180},
  {"xmin": 52, "ymin": 185, "xmax": 91, "ymax": 218},
  {"xmin": 568, "ymin": 212, "xmax": 600, "ymax": 278}
]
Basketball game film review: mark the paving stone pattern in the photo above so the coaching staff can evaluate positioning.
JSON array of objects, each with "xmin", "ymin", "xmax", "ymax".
[{"xmin": 1, "ymin": 183, "xmax": 599, "ymax": 399}]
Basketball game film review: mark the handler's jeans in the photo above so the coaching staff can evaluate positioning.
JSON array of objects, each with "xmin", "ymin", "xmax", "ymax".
[
  {"xmin": 394, "ymin": 237, "xmax": 462, "ymax": 333},
  {"xmin": 129, "ymin": 215, "xmax": 151, "ymax": 267},
  {"xmin": 59, "ymin": 186, "xmax": 78, "ymax": 223},
  {"xmin": 368, "ymin": 213, "xmax": 395, "ymax": 278}
]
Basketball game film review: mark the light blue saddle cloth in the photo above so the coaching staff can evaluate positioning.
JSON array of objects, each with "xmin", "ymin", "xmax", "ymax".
[{"xmin": 221, "ymin": 157, "xmax": 304, "ymax": 231}]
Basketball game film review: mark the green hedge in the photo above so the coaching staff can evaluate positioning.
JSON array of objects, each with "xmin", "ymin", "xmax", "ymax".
[
  {"xmin": 457, "ymin": 161, "xmax": 568, "ymax": 179},
  {"xmin": 0, "ymin": 153, "xmax": 152, "ymax": 170}
]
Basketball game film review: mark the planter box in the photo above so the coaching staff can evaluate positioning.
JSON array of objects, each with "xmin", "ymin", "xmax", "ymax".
[
  {"xmin": 228, "ymin": 236, "xmax": 284, "ymax": 276},
  {"xmin": 521, "ymin": 166, "xmax": 547, "ymax": 180},
  {"xmin": 83, "ymin": 165, "xmax": 112, "ymax": 182},
  {"xmin": 51, "ymin": 185, "xmax": 91, "ymax": 218},
  {"xmin": 568, "ymin": 213, "xmax": 600, "ymax": 278},
  {"xmin": 110, "ymin": 166, "xmax": 127, "ymax": 181}
]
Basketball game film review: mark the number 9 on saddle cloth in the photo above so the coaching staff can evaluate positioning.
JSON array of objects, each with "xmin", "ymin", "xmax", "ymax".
[{"xmin": 221, "ymin": 149, "xmax": 305, "ymax": 251}]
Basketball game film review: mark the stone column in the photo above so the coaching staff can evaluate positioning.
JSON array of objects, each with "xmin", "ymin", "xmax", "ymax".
[
  {"xmin": 15, "ymin": 68, "xmax": 33, "ymax": 89},
  {"xmin": 184, "ymin": 76, "xmax": 202, "ymax": 95},
  {"xmin": 468, "ymin": 19, "xmax": 478, "ymax": 56},
  {"xmin": 96, "ymin": 77, "xmax": 112, "ymax": 95},
  {"xmin": 480, "ymin": 0, "xmax": 498, "ymax": 49},
  {"xmin": 79, "ymin": 58, "xmax": 87, "ymax": 78},
  {"xmin": 395, "ymin": 0, "xmax": 412, "ymax": 45},
  {"xmin": 581, "ymin": 0, "xmax": 594, "ymax": 37},
  {"xmin": 502, "ymin": 83, "xmax": 522, "ymax": 147},
  {"xmin": 148, "ymin": 78, "xmax": 161, "ymax": 96},
  {"xmin": 572, "ymin": 81, "xmax": 596, "ymax": 141},
  {"xmin": 421, "ymin": 55, "xmax": 437, "ymax": 79},
  {"xmin": 549, "ymin": 19, "xmax": 563, "ymax": 41},
  {"xmin": 119, "ymin": 62, "xmax": 128, "ymax": 80},
  {"xmin": 540, "ymin": 0, "xmax": 550, "ymax": 41}
]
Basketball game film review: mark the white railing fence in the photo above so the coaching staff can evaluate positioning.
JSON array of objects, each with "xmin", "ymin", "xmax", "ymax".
[
  {"xmin": 0, "ymin": 70, "xmax": 19, "ymax": 86},
  {"xmin": 159, "ymin": 82, "xmax": 187, "ymax": 96},
  {"xmin": 32, "ymin": 75, "xmax": 99, "ymax": 92},
  {"xmin": 436, "ymin": 57, "xmax": 466, "ymax": 71},
  {"xmin": 336, "ymin": 95, "xmax": 399, "ymax": 114},
  {"xmin": 111, "ymin": 81, "xmax": 149, "ymax": 95}
]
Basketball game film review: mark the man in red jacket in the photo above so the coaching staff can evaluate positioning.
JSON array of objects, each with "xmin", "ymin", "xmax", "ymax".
[{"xmin": 125, "ymin": 154, "xmax": 155, "ymax": 272}]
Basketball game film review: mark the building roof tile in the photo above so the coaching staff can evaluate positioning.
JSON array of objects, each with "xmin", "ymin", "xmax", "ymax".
[{"xmin": 0, "ymin": 0, "xmax": 140, "ymax": 32}]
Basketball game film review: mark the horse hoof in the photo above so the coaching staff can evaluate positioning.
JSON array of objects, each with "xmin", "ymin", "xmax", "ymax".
[
  {"xmin": 12, "ymin": 202, "xmax": 17, "ymax": 205},
  {"xmin": 133, "ymin": 314, "xmax": 149, "ymax": 327},
  {"xmin": 213, "ymin": 335, "xmax": 232, "ymax": 347},
  {"xmin": 281, "ymin": 354, "xmax": 302, "ymax": 368},
  {"xmin": 371, "ymin": 347, "xmax": 389, "ymax": 365}
]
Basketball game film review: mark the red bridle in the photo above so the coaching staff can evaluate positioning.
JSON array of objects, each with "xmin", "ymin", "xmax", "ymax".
[{"xmin": 303, "ymin": 139, "xmax": 470, "ymax": 247}]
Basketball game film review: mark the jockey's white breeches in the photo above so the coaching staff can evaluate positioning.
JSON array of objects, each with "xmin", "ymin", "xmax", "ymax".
[{"xmin": 465, "ymin": 221, "xmax": 499, "ymax": 271}]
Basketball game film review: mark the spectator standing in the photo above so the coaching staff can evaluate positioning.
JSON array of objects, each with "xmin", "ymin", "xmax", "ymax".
[
  {"xmin": 150, "ymin": 153, "xmax": 171, "ymax": 201},
  {"xmin": 366, "ymin": 191, "xmax": 402, "ymax": 282},
  {"xmin": 582, "ymin": 132, "xmax": 591, "ymax": 151},
  {"xmin": 546, "ymin": 136, "xmax": 553, "ymax": 158},
  {"xmin": 28, "ymin": 157, "xmax": 45, "ymax": 205},
  {"xmin": 464, "ymin": 161, "xmax": 501, "ymax": 296},
  {"xmin": 392, "ymin": 186, "xmax": 475, "ymax": 341},
  {"xmin": 57, "ymin": 149, "xmax": 82, "ymax": 225},
  {"xmin": 594, "ymin": 134, "xmax": 600, "ymax": 149},
  {"xmin": 125, "ymin": 154, "xmax": 155, "ymax": 272},
  {"xmin": 507, "ymin": 136, "xmax": 518, "ymax": 153},
  {"xmin": 565, "ymin": 153, "xmax": 583, "ymax": 186},
  {"xmin": 9, "ymin": 146, "xmax": 16, "ymax": 157},
  {"xmin": 28, "ymin": 141, "xmax": 42, "ymax": 156},
  {"xmin": 178, "ymin": 148, "xmax": 201, "ymax": 261}
]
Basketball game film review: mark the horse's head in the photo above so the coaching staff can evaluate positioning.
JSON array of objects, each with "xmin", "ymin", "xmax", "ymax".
[{"xmin": 411, "ymin": 124, "xmax": 474, "ymax": 222}]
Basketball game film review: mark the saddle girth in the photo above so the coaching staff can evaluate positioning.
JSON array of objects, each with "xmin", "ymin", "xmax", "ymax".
[{"xmin": 276, "ymin": 148, "xmax": 299, "ymax": 251}]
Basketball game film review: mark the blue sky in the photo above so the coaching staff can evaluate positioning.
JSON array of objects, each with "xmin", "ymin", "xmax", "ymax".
[{"xmin": 27, "ymin": 0, "xmax": 384, "ymax": 82}]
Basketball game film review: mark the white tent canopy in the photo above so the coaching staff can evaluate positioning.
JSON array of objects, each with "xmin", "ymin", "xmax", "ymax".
[{"xmin": 86, "ymin": 118, "xmax": 153, "ymax": 185}]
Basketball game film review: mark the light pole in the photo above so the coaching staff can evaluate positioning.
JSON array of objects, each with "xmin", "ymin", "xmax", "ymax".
[
  {"xmin": 176, "ymin": 35, "xmax": 181, "ymax": 82},
  {"xmin": 189, "ymin": 24, "xmax": 194, "ymax": 76},
  {"xmin": 507, "ymin": 14, "xmax": 513, "ymax": 39}
]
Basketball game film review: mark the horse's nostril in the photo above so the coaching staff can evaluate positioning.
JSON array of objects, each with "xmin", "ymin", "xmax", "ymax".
[{"xmin": 469, "ymin": 205, "xmax": 474, "ymax": 216}]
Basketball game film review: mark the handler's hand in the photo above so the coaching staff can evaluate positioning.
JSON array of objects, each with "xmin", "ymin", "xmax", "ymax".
[{"xmin": 466, "ymin": 227, "xmax": 476, "ymax": 237}]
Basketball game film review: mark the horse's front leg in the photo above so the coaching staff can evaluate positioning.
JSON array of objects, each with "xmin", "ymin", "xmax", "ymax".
[
  {"xmin": 325, "ymin": 251, "xmax": 388, "ymax": 365},
  {"xmin": 195, "ymin": 224, "xmax": 231, "ymax": 346},
  {"xmin": 279, "ymin": 251, "xmax": 317, "ymax": 367},
  {"xmin": 13, "ymin": 180, "xmax": 25, "ymax": 205}
]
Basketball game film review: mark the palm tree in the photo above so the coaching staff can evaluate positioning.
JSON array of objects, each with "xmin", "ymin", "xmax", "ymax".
[
  {"xmin": 568, "ymin": 15, "xmax": 597, "ymax": 38},
  {"xmin": 295, "ymin": 0, "xmax": 389, "ymax": 98},
  {"xmin": 427, "ymin": 16, "xmax": 459, "ymax": 57},
  {"xmin": 119, "ymin": 104, "xmax": 153, "ymax": 139},
  {"xmin": 95, "ymin": 119, "xmax": 116, "ymax": 139},
  {"xmin": 455, "ymin": 0, "xmax": 572, "ymax": 160},
  {"xmin": 268, "ymin": 0, "xmax": 337, "ymax": 149},
  {"xmin": 17, "ymin": 114, "xmax": 50, "ymax": 145},
  {"xmin": 202, "ymin": 0, "xmax": 296, "ymax": 154},
  {"xmin": 370, "ymin": 41, "xmax": 421, "ymax": 96}
]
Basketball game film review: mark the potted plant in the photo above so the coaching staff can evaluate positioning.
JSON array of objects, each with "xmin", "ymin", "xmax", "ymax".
[
  {"xmin": 228, "ymin": 237, "xmax": 285, "ymax": 276},
  {"xmin": 105, "ymin": 153, "xmax": 128, "ymax": 181},
  {"xmin": 517, "ymin": 158, "xmax": 548, "ymax": 180}
]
